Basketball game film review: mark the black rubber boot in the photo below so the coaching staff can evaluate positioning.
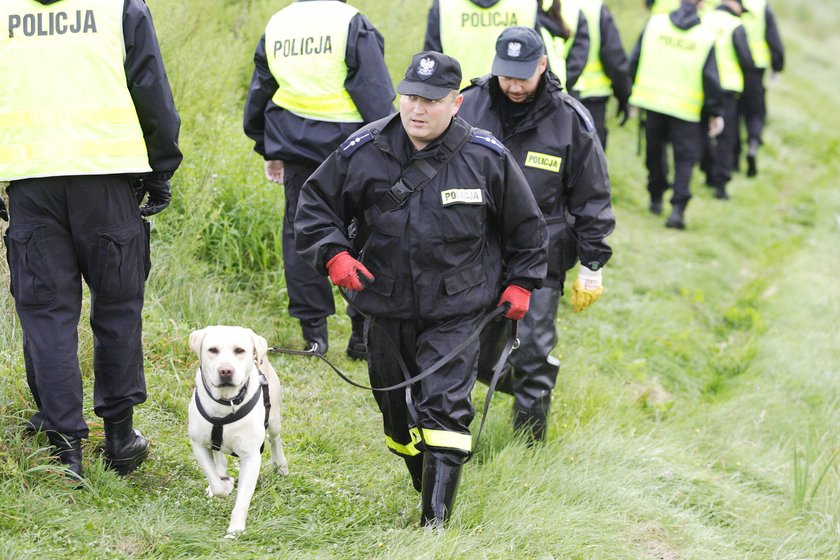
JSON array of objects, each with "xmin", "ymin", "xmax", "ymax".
[
  {"xmin": 665, "ymin": 204, "xmax": 686, "ymax": 230},
  {"xmin": 420, "ymin": 454, "xmax": 462, "ymax": 531},
  {"xmin": 103, "ymin": 408, "xmax": 149, "ymax": 476},
  {"xmin": 648, "ymin": 198, "xmax": 663, "ymax": 216},
  {"xmin": 746, "ymin": 139, "xmax": 759, "ymax": 178},
  {"xmin": 47, "ymin": 432, "xmax": 83, "ymax": 478},
  {"xmin": 300, "ymin": 318, "xmax": 328, "ymax": 355},
  {"xmin": 403, "ymin": 454, "xmax": 423, "ymax": 492},
  {"xmin": 713, "ymin": 184, "xmax": 729, "ymax": 200},
  {"xmin": 513, "ymin": 406, "xmax": 548, "ymax": 444},
  {"xmin": 346, "ymin": 314, "xmax": 367, "ymax": 360}
]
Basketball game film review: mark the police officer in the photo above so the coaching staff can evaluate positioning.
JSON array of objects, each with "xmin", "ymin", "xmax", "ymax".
[
  {"xmin": 647, "ymin": 0, "xmax": 681, "ymax": 15},
  {"xmin": 423, "ymin": 0, "xmax": 541, "ymax": 89},
  {"xmin": 460, "ymin": 27, "xmax": 615, "ymax": 443},
  {"xmin": 701, "ymin": 0, "xmax": 755, "ymax": 199},
  {"xmin": 736, "ymin": 0, "xmax": 784, "ymax": 177},
  {"xmin": 629, "ymin": 0, "xmax": 724, "ymax": 229},
  {"xmin": 572, "ymin": 0, "xmax": 633, "ymax": 149},
  {"xmin": 243, "ymin": 0, "xmax": 395, "ymax": 358},
  {"xmin": 295, "ymin": 51, "xmax": 547, "ymax": 529},
  {"xmin": 0, "ymin": 0, "xmax": 182, "ymax": 477},
  {"xmin": 538, "ymin": 0, "xmax": 591, "ymax": 91}
]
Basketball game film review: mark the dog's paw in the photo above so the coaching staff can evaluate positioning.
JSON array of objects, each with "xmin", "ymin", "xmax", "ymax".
[
  {"xmin": 274, "ymin": 461, "xmax": 289, "ymax": 476},
  {"xmin": 225, "ymin": 523, "xmax": 245, "ymax": 537},
  {"xmin": 206, "ymin": 476, "xmax": 235, "ymax": 498}
]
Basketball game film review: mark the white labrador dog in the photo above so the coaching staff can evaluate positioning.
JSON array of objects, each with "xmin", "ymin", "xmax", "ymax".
[{"xmin": 188, "ymin": 326, "xmax": 288, "ymax": 536}]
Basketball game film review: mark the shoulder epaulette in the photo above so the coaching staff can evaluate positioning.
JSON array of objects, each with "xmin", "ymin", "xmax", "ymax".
[
  {"xmin": 561, "ymin": 95, "xmax": 596, "ymax": 133},
  {"xmin": 470, "ymin": 129, "xmax": 506, "ymax": 155},
  {"xmin": 340, "ymin": 129, "xmax": 375, "ymax": 157}
]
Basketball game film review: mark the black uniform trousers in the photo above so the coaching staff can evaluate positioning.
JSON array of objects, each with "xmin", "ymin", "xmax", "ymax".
[
  {"xmin": 734, "ymin": 68, "xmax": 767, "ymax": 166},
  {"xmin": 645, "ymin": 110, "xmax": 703, "ymax": 210},
  {"xmin": 477, "ymin": 287, "xmax": 561, "ymax": 416},
  {"xmin": 702, "ymin": 94, "xmax": 740, "ymax": 189},
  {"xmin": 283, "ymin": 161, "xmax": 335, "ymax": 322},
  {"xmin": 4, "ymin": 175, "xmax": 148, "ymax": 439},
  {"xmin": 581, "ymin": 97, "xmax": 609, "ymax": 149},
  {"xmin": 739, "ymin": 68, "xmax": 767, "ymax": 144},
  {"xmin": 367, "ymin": 311, "xmax": 484, "ymax": 462}
]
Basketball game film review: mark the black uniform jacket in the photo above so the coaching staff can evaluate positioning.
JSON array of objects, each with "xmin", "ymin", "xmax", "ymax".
[
  {"xmin": 295, "ymin": 114, "xmax": 548, "ymax": 321},
  {"xmin": 243, "ymin": 0, "xmax": 396, "ymax": 166},
  {"xmin": 629, "ymin": 2, "xmax": 724, "ymax": 117},
  {"xmin": 122, "ymin": 0, "xmax": 183, "ymax": 178},
  {"xmin": 460, "ymin": 71, "xmax": 614, "ymax": 289},
  {"xmin": 572, "ymin": 3, "xmax": 631, "ymax": 104}
]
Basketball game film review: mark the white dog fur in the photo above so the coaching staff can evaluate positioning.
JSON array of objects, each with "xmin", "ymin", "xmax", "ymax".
[{"xmin": 188, "ymin": 325, "xmax": 288, "ymax": 536}]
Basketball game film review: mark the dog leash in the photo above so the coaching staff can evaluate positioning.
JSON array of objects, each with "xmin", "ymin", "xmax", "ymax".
[{"xmin": 267, "ymin": 302, "xmax": 519, "ymax": 464}]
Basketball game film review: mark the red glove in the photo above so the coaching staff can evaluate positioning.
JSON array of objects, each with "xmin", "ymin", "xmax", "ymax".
[
  {"xmin": 326, "ymin": 251, "xmax": 374, "ymax": 292},
  {"xmin": 497, "ymin": 285, "xmax": 531, "ymax": 320}
]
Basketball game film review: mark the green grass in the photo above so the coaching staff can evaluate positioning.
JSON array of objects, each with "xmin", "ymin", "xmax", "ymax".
[{"xmin": 2, "ymin": 0, "xmax": 840, "ymax": 558}]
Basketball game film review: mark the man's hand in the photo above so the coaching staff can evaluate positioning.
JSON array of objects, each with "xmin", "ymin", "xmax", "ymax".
[
  {"xmin": 135, "ymin": 177, "xmax": 172, "ymax": 217},
  {"xmin": 617, "ymin": 100, "xmax": 630, "ymax": 127},
  {"xmin": 497, "ymin": 285, "xmax": 531, "ymax": 321},
  {"xmin": 571, "ymin": 265, "xmax": 603, "ymax": 313},
  {"xmin": 265, "ymin": 160, "xmax": 284, "ymax": 184},
  {"xmin": 326, "ymin": 251, "xmax": 374, "ymax": 291},
  {"xmin": 0, "ymin": 197, "xmax": 8, "ymax": 221},
  {"xmin": 708, "ymin": 116, "xmax": 724, "ymax": 138}
]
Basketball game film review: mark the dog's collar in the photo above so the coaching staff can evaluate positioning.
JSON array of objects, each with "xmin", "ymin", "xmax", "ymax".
[
  {"xmin": 194, "ymin": 372, "xmax": 271, "ymax": 455},
  {"xmin": 199, "ymin": 367, "xmax": 251, "ymax": 407}
]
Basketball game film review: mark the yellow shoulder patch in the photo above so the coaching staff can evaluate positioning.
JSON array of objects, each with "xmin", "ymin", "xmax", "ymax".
[{"xmin": 524, "ymin": 151, "xmax": 562, "ymax": 173}]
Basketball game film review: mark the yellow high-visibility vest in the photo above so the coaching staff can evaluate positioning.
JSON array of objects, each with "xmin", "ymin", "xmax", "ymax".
[
  {"xmin": 650, "ymin": 0, "xmax": 681, "ymax": 15},
  {"xmin": 629, "ymin": 14, "xmax": 716, "ymax": 122},
  {"xmin": 267, "ymin": 1, "xmax": 363, "ymax": 123},
  {"xmin": 0, "ymin": 0, "xmax": 151, "ymax": 181},
  {"xmin": 440, "ymin": 0, "xmax": 537, "ymax": 88},
  {"xmin": 741, "ymin": 0, "xmax": 770, "ymax": 68},
  {"xmin": 540, "ymin": 0, "xmax": 581, "ymax": 87},
  {"xmin": 703, "ymin": 9, "xmax": 744, "ymax": 93},
  {"xmin": 576, "ymin": 0, "xmax": 612, "ymax": 97}
]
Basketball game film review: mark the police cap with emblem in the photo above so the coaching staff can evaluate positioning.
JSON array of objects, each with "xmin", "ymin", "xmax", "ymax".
[
  {"xmin": 397, "ymin": 51, "xmax": 462, "ymax": 100},
  {"xmin": 492, "ymin": 26, "xmax": 546, "ymax": 80}
]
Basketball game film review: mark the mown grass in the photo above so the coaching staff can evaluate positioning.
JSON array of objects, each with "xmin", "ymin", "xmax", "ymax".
[{"xmin": 1, "ymin": 0, "xmax": 839, "ymax": 558}]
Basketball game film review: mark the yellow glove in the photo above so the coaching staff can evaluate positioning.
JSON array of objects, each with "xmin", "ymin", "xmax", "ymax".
[{"xmin": 571, "ymin": 265, "xmax": 603, "ymax": 313}]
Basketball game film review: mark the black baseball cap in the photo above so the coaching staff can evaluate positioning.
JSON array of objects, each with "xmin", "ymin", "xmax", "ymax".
[
  {"xmin": 397, "ymin": 51, "xmax": 462, "ymax": 100},
  {"xmin": 492, "ymin": 26, "xmax": 546, "ymax": 80}
]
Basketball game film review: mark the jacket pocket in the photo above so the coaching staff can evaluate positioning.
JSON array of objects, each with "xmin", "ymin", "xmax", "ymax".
[
  {"xmin": 546, "ymin": 216, "xmax": 578, "ymax": 278},
  {"xmin": 93, "ymin": 220, "xmax": 146, "ymax": 302},
  {"xmin": 443, "ymin": 262, "xmax": 484, "ymax": 295},
  {"xmin": 6, "ymin": 224, "xmax": 56, "ymax": 306}
]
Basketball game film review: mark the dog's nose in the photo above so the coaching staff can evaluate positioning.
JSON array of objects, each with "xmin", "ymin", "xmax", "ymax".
[{"xmin": 218, "ymin": 365, "xmax": 234, "ymax": 383}]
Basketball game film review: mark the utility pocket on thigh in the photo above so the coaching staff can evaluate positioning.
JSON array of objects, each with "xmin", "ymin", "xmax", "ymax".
[
  {"xmin": 94, "ymin": 220, "xmax": 146, "ymax": 302},
  {"xmin": 6, "ymin": 224, "xmax": 57, "ymax": 306}
]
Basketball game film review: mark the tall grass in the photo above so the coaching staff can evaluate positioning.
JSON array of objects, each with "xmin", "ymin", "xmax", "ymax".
[{"xmin": 1, "ymin": 0, "xmax": 840, "ymax": 558}]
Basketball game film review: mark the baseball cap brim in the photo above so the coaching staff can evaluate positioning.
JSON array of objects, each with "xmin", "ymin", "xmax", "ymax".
[
  {"xmin": 491, "ymin": 57, "xmax": 540, "ymax": 80},
  {"xmin": 397, "ymin": 79, "xmax": 453, "ymax": 100}
]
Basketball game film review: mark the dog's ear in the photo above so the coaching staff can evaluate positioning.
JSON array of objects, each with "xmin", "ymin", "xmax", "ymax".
[
  {"xmin": 189, "ymin": 328, "xmax": 208, "ymax": 357},
  {"xmin": 248, "ymin": 330, "xmax": 268, "ymax": 364}
]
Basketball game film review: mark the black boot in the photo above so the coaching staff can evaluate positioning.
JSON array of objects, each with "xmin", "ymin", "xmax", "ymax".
[
  {"xmin": 513, "ymin": 407, "xmax": 548, "ymax": 444},
  {"xmin": 420, "ymin": 454, "xmax": 462, "ymax": 531},
  {"xmin": 746, "ymin": 139, "xmax": 759, "ymax": 178},
  {"xmin": 103, "ymin": 408, "xmax": 149, "ymax": 476},
  {"xmin": 665, "ymin": 205, "xmax": 686, "ymax": 230},
  {"xmin": 47, "ymin": 432, "xmax": 83, "ymax": 478},
  {"xmin": 300, "ymin": 318, "xmax": 328, "ymax": 355},
  {"xmin": 713, "ymin": 184, "xmax": 729, "ymax": 200},
  {"xmin": 403, "ymin": 454, "xmax": 423, "ymax": 492},
  {"xmin": 346, "ymin": 315, "xmax": 367, "ymax": 360}
]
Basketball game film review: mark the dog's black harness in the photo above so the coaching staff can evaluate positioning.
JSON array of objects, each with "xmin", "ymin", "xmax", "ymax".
[{"xmin": 194, "ymin": 369, "xmax": 271, "ymax": 455}]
